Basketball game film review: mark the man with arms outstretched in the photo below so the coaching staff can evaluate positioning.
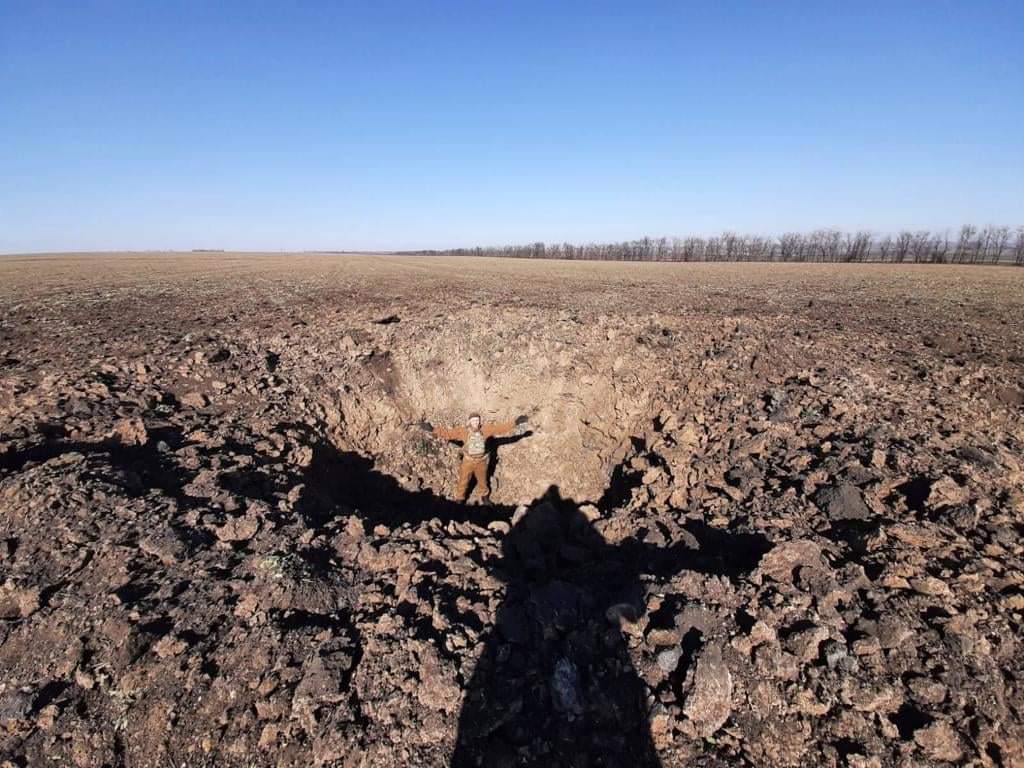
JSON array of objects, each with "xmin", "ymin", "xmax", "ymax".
[{"xmin": 419, "ymin": 412, "xmax": 528, "ymax": 504}]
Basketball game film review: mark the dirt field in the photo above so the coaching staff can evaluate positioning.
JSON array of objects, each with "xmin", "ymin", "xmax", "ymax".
[{"xmin": 1, "ymin": 253, "xmax": 1023, "ymax": 767}]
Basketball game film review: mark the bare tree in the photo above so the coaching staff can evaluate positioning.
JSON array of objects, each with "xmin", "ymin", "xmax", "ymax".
[
  {"xmin": 704, "ymin": 237, "xmax": 721, "ymax": 261},
  {"xmin": 842, "ymin": 231, "xmax": 872, "ymax": 262},
  {"xmin": 929, "ymin": 232, "xmax": 950, "ymax": 264},
  {"xmin": 877, "ymin": 236, "xmax": 893, "ymax": 263},
  {"xmin": 805, "ymin": 229, "xmax": 843, "ymax": 262},
  {"xmin": 910, "ymin": 231, "xmax": 933, "ymax": 263},
  {"xmin": 951, "ymin": 225, "xmax": 974, "ymax": 263},
  {"xmin": 970, "ymin": 227, "xmax": 987, "ymax": 264},
  {"xmin": 679, "ymin": 238, "xmax": 698, "ymax": 261},
  {"xmin": 721, "ymin": 232, "xmax": 741, "ymax": 261},
  {"xmin": 893, "ymin": 232, "xmax": 913, "ymax": 263},
  {"xmin": 747, "ymin": 236, "xmax": 772, "ymax": 261},
  {"xmin": 778, "ymin": 233, "xmax": 801, "ymax": 261},
  {"xmin": 805, "ymin": 230, "xmax": 825, "ymax": 261},
  {"xmin": 988, "ymin": 226, "xmax": 1011, "ymax": 264}
]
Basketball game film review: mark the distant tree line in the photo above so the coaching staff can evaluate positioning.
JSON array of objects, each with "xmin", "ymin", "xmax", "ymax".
[{"xmin": 401, "ymin": 225, "xmax": 1024, "ymax": 265}]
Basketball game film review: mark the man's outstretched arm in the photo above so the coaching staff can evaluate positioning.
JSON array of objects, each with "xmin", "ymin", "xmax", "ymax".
[
  {"xmin": 432, "ymin": 424, "xmax": 468, "ymax": 441},
  {"xmin": 483, "ymin": 415, "xmax": 528, "ymax": 437}
]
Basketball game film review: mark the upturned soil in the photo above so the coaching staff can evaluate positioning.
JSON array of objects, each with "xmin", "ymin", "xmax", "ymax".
[{"xmin": 1, "ymin": 253, "xmax": 1023, "ymax": 767}]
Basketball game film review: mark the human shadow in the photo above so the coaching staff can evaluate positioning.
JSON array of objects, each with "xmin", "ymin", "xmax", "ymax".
[
  {"xmin": 449, "ymin": 486, "xmax": 769, "ymax": 767},
  {"xmin": 289, "ymin": 429, "xmax": 770, "ymax": 766}
]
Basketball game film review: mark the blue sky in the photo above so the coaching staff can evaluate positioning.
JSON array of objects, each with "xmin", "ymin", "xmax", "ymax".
[{"xmin": 1, "ymin": 1, "xmax": 1022, "ymax": 252}]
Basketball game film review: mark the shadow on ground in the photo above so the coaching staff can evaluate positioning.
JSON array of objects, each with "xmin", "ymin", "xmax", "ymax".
[{"xmin": 292, "ymin": 427, "xmax": 770, "ymax": 767}]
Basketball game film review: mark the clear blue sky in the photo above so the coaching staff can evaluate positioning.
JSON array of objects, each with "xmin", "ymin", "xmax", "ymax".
[{"xmin": 2, "ymin": 1, "xmax": 1022, "ymax": 252}]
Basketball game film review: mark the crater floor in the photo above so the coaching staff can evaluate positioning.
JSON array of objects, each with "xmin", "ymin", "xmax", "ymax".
[{"xmin": 1, "ymin": 253, "xmax": 1023, "ymax": 767}]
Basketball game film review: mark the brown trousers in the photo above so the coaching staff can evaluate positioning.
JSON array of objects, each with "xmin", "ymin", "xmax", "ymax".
[{"xmin": 456, "ymin": 454, "xmax": 489, "ymax": 500}]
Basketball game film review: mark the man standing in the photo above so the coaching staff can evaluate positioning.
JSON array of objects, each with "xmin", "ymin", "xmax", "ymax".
[{"xmin": 419, "ymin": 412, "xmax": 528, "ymax": 504}]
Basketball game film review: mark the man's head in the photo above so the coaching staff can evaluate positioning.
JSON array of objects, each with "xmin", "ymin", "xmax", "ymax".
[{"xmin": 468, "ymin": 413, "xmax": 482, "ymax": 431}]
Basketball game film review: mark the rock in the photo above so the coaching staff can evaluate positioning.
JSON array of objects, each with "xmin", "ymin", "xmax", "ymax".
[
  {"xmin": 213, "ymin": 514, "xmax": 260, "ymax": 542},
  {"xmin": 292, "ymin": 647, "xmax": 353, "ymax": 731},
  {"xmin": 755, "ymin": 539, "xmax": 827, "ymax": 584},
  {"xmin": 181, "ymin": 391, "xmax": 209, "ymax": 408},
  {"xmin": 551, "ymin": 657, "xmax": 583, "ymax": 716},
  {"xmin": 957, "ymin": 445, "xmax": 996, "ymax": 468},
  {"xmin": 942, "ymin": 504, "xmax": 979, "ymax": 530},
  {"xmin": 908, "ymin": 677, "xmax": 947, "ymax": 706},
  {"xmin": 783, "ymin": 622, "xmax": 829, "ymax": 662},
  {"xmin": 914, "ymin": 720, "xmax": 962, "ymax": 762},
  {"xmin": 258, "ymin": 723, "xmax": 281, "ymax": 749},
  {"xmin": 822, "ymin": 639, "xmax": 854, "ymax": 671},
  {"xmin": 888, "ymin": 523, "xmax": 943, "ymax": 548},
  {"xmin": 152, "ymin": 634, "xmax": 188, "ymax": 658},
  {"xmin": 943, "ymin": 614, "xmax": 991, "ymax": 656},
  {"xmin": 511, "ymin": 505, "xmax": 529, "ymax": 526},
  {"xmin": 792, "ymin": 686, "xmax": 830, "ymax": 716},
  {"xmin": 646, "ymin": 628, "xmax": 682, "ymax": 646},
  {"xmin": 290, "ymin": 444, "xmax": 313, "ymax": 467},
  {"xmin": 139, "ymin": 528, "xmax": 185, "ymax": 565},
  {"xmin": 844, "ymin": 464, "xmax": 877, "ymax": 485},
  {"xmin": 740, "ymin": 714, "xmax": 812, "ymax": 765},
  {"xmin": 0, "ymin": 688, "xmax": 32, "ymax": 727},
  {"xmin": 416, "ymin": 653, "xmax": 461, "ymax": 714},
  {"xmin": 35, "ymin": 703, "xmax": 59, "ymax": 730},
  {"xmin": 605, "ymin": 602, "xmax": 641, "ymax": 629},
  {"xmin": 0, "ymin": 584, "xmax": 41, "ymax": 619},
  {"xmin": 112, "ymin": 416, "xmax": 148, "ymax": 446},
  {"xmin": 648, "ymin": 703, "xmax": 673, "ymax": 750},
  {"xmin": 927, "ymin": 476, "xmax": 970, "ymax": 509},
  {"xmin": 852, "ymin": 636, "xmax": 882, "ymax": 656},
  {"xmin": 993, "ymin": 385, "xmax": 1024, "ymax": 407},
  {"xmin": 875, "ymin": 616, "xmax": 914, "ymax": 650},
  {"xmin": 815, "ymin": 482, "xmax": 872, "ymax": 521},
  {"xmin": 74, "ymin": 669, "xmax": 95, "ymax": 690},
  {"xmin": 656, "ymin": 647, "xmax": 682, "ymax": 673},
  {"xmin": 843, "ymin": 681, "xmax": 900, "ymax": 713},
  {"xmin": 683, "ymin": 642, "xmax": 733, "ymax": 737},
  {"xmin": 910, "ymin": 576, "xmax": 953, "ymax": 599}
]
